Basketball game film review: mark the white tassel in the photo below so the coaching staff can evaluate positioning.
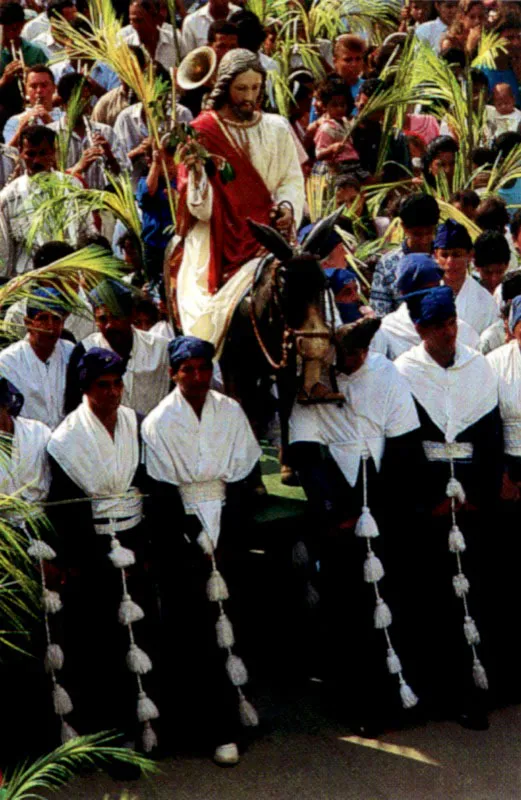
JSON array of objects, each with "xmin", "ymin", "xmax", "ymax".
[
  {"xmin": 292, "ymin": 541, "xmax": 309, "ymax": 568},
  {"xmin": 42, "ymin": 589, "xmax": 62, "ymax": 614},
  {"xmin": 386, "ymin": 648, "xmax": 402, "ymax": 675},
  {"xmin": 464, "ymin": 615, "xmax": 480, "ymax": 645},
  {"xmin": 127, "ymin": 644, "xmax": 152, "ymax": 674},
  {"xmin": 473, "ymin": 658, "xmax": 489, "ymax": 690},
  {"xmin": 226, "ymin": 654, "xmax": 248, "ymax": 686},
  {"xmin": 448, "ymin": 525, "xmax": 466, "ymax": 553},
  {"xmin": 216, "ymin": 613, "xmax": 235, "ymax": 648},
  {"xmin": 61, "ymin": 720, "xmax": 78, "ymax": 743},
  {"xmin": 142, "ymin": 721, "xmax": 158, "ymax": 752},
  {"xmin": 374, "ymin": 597, "xmax": 392, "ymax": 629},
  {"xmin": 306, "ymin": 581, "xmax": 320, "ymax": 608},
  {"xmin": 44, "ymin": 643, "xmax": 64, "ymax": 672},
  {"xmin": 363, "ymin": 552, "xmax": 384, "ymax": 583},
  {"xmin": 239, "ymin": 696, "xmax": 259, "ymax": 727},
  {"xmin": 53, "ymin": 684, "xmax": 73, "ymax": 715},
  {"xmin": 28, "ymin": 540, "xmax": 56, "ymax": 560},
  {"xmin": 118, "ymin": 594, "xmax": 145, "ymax": 625},
  {"xmin": 446, "ymin": 477, "xmax": 466, "ymax": 504},
  {"xmin": 355, "ymin": 507, "xmax": 380, "ymax": 538},
  {"xmin": 197, "ymin": 530, "xmax": 214, "ymax": 556},
  {"xmin": 207, "ymin": 569, "xmax": 229, "ymax": 602},
  {"xmin": 108, "ymin": 538, "xmax": 135, "ymax": 568},
  {"xmin": 399, "ymin": 678, "xmax": 418, "ymax": 709},
  {"xmin": 137, "ymin": 691, "xmax": 159, "ymax": 722},
  {"xmin": 453, "ymin": 573, "xmax": 470, "ymax": 598}
]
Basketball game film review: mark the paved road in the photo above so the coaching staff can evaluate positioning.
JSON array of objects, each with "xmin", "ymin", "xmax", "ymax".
[{"xmin": 56, "ymin": 689, "xmax": 521, "ymax": 800}]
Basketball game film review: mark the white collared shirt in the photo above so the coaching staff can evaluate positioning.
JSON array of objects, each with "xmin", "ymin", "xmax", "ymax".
[
  {"xmin": 22, "ymin": 11, "xmax": 50, "ymax": 41},
  {"xmin": 289, "ymin": 352, "xmax": 420, "ymax": 487},
  {"xmin": 119, "ymin": 22, "xmax": 181, "ymax": 71},
  {"xmin": 0, "ymin": 338, "xmax": 74, "ymax": 430},
  {"xmin": 181, "ymin": 3, "xmax": 241, "ymax": 56},
  {"xmin": 3, "ymin": 107, "xmax": 63, "ymax": 148},
  {"xmin": 415, "ymin": 17, "xmax": 447, "ymax": 53}
]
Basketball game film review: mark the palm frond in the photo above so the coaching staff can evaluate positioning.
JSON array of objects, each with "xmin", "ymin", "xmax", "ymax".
[
  {"xmin": 0, "ymin": 245, "xmax": 124, "ymax": 326},
  {"xmin": 471, "ymin": 30, "xmax": 508, "ymax": 70},
  {"xmin": 2, "ymin": 732, "xmax": 157, "ymax": 799}
]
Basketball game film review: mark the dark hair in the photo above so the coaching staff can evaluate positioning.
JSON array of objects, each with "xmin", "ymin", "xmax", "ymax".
[
  {"xmin": 336, "ymin": 316, "xmax": 381, "ymax": 355},
  {"xmin": 399, "ymin": 192, "xmax": 440, "ymax": 227},
  {"xmin": 495, "ymin": 11, "xmax": 521, "ymax": 35},
  {"xmin": 502, "ymin": 269, "xmax": 521, "ymax": 303},
  {"xmin": 450, "ymin": 189, "xmax": 480, "ymax": 210},
  {"xmin": 20, "ymin": 124, "xmax": 56, "ymax": 149},
  {"xmin": 511, "ymin": 208, "xmax": 521, "ymax": 240},
  {"xmin": 474, "ymin": 230, "xmax": 511, "ymax": 267},
  {"xmin": 25, "ymin": 64, "xmax": 55, "ymax": 84},
  {"xmin": 133, "ymin": 297, "xmax": 159, "ymax": 324},
  {"xmin": 358, "ymin": 77, "xmax": 384, "ymax": 99},
  {"xmin": 475, "ymin": 196, "xmax": 509, "ymax": 231},
  {"xmin": 129, "ymin": 0, "xmax": 162, "ymax": 14},
  {"xmin": 334, "ymin": 34, "xmax": 366, "ymax": 57},
  {"xmin": 33, "ymin": 241, "xmax": 74, "ymax": 268},
  {"xmin": 71, "ymin": 15, "xmax": 92, "ymax": 35},
  {"xmin": 57, "ymin": 71, "xmax": 87, "ymax": 103},
  {"xmin": 423, "ymin": 135, "xmax": 458, "ymax": 183},
  {"xmin": 493, "ymin": 131, "xmax": 521, "ymax": 160},
  {"xmin": 470, "ymin": 67, "xmax": 489, "ymax": 92},
  {"xmin": 47, "ymin": 0, "xmax": 75, "ymax": 18},
  {"xmin": 228, "ymin": 9, "xmax": 265, "ymax": 52},
  {"xmin": 0, "ymin": 2, "xmax": 25, "ymax": 24},
  {"xmin": 207, "ymin": 19, "xmax": 238, "ymax": 43},
  {"xmin": 472, "ymin": 146, "xmax": 495, "ymax": 168},
  {"xmin": 441, "ymin": 47, "xmax": 466, "ymax": 70},
  {"xmin": 317, "ymin": 76, "xmax": 353, "ymax": 108}
]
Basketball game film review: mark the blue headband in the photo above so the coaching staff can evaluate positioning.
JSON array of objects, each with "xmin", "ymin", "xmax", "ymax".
[
  {"xmin": 168, "ymin": 336, "xmax": 215, "ymax": 372},
  {"xmin": 26, "ymin": 286, "xmax": 67, "ymax": 319},
  {"xmin": 324, "ymin": 268, "xmax": 358, "ymax": 295},
  {"xmin": 406, "ymin": 285, "xmax": 457, "ymax": 326},
  {"xmin": 433, "ymin": 219, "xmax": 472, "ymax": 251},
  {"xmin": 89, "ymin": 279, "xmax": 134, "ymax": 318},
  {"xmin": 396, "ymin": 254, "xmax": 443, "ymax": 296},
  {"xmin": 509, "ymin": 295, "xmax": 521, "ymax": 333},
  {"xmin": 0, "ymin": 377, "xmax": 24, "ymax": 417},
  {"xmin": 77, "ymin": 347, "xmax": 125, "ymax": 392}
]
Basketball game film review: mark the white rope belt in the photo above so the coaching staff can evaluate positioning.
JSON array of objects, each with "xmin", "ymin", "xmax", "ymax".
[
  {"xmin": 91, "ymin": 488, "xmax": 143, "ymax": 535},
  {"xmin": 423, "ymin": 441, "xmax": 473, "ymax": 463},
  {"xmin": 178, "ymin": 479, "xmax": 225, "ymax": 514}
]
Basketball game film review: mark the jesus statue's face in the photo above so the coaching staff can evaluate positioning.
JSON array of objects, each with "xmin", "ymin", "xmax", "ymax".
[{"xmin": 227, "ymin": 69, "xmax": 263, "ymax": 121}]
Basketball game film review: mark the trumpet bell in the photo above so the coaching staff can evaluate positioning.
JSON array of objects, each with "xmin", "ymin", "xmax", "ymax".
[{"xmin": 177, "ymin": 46, "xmax": 217, "ymax": 91}]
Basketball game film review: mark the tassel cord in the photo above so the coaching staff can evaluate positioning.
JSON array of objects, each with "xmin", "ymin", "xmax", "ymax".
[{"xmin": 359, "ymin": 452, "xmax": 416, "ymax": 707}]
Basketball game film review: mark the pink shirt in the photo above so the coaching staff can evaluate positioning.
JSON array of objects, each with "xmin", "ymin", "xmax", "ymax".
[{"xmin": 314, "ymin": 117, "xmax": 359, "ymax": 162}]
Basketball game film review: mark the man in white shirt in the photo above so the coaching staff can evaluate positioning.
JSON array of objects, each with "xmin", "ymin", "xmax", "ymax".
[
  {"xmin": 433, "ymin": 219, "xmax": 499, "ymax": 336},
  {"xmin": 415, "ymin": 0, "xmax": 459, "ymax": 52},
  {"xmin": 375, "ymin": 253, "xmax": 480, "ymax": 360},
  {"xmin": 22, "ymin": 0, "xmax": 76, "ymax": 43},
  {"xmin": 181, "ymin": 0, "xmax": 240, "ymax": 56},
  {"xmin": 121, "ymin": 0, "xmax": 181, "ymax": 70},
  {"xmin": 0, "ymin": 125, "xmax": 95, "ymax": 276},
  {"xmin": 50, "ymin": 72, "xmax": 129, "ymax": 189},
  {"xmin": 0, "ymin": 287, "xmax": 74, "ymax": 429},
  {"xmin": 3, "ymin": 65, "xmax": 62, "ymax": 147},
  {"xmin": 66, "ymin": 278, "xmax": 171, "ymax": 416}
]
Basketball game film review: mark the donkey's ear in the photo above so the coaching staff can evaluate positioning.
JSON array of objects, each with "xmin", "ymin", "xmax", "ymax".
[
  {"xmin": 247, "ymin": 218, "xmax": 294, "ymax": 262},
  {"xmin": 301, "ymin": 206, "xmax": 346, "ymax": 259}
]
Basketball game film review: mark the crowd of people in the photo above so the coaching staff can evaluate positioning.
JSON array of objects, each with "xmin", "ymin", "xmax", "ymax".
[{"xmin": 2, "ymin": 0, "xmax": 521, "ymax": 781}]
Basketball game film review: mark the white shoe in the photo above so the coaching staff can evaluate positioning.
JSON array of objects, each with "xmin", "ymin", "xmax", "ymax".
[{"xmin": 213, "ymin": 742, "xmax": 240, "ymax": 766}]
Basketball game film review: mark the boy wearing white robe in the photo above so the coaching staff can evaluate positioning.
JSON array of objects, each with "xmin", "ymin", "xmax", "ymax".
[
  {"xmin": 395, "ymin": 286, "xmax": 502, "ymax": 729},
  {"xmin": 65, "ymin": 279, "xmax": 170, "ymax": 416},
  {"xmin": 289, "ymin": 317, "xmax": 421, "ymax": 734},
  {"xmin": 0, "ymin": 287, "xmax": 73, "ymax": 430},
  {"xmin": 142, "ymin": 335, "xmax": 261, "ymax": 766}
]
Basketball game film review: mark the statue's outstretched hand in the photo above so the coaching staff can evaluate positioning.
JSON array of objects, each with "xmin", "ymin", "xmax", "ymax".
[{"xmin": 179, "ymin": 140, "xmax": 204, "ymax": 179}]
